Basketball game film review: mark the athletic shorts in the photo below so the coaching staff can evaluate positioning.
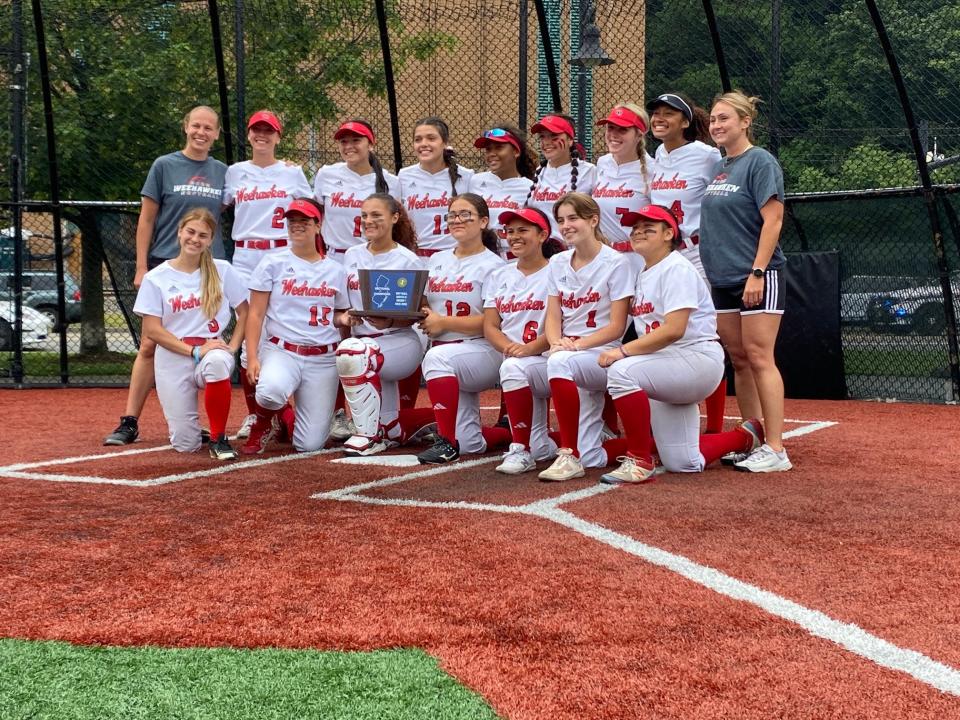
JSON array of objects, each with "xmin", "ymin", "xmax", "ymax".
[
  {"xmin": 148, "ymin": 255, "xmax": 168, "ymax": 270},
  {"xmin": 712, "ymin": 269, "xmax": 785, "ymax": 315}
]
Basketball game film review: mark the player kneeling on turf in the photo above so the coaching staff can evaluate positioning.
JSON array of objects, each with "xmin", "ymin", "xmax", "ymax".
[
  {"xmin": 597, "ymin": 205, "xmax": 762, "ymax": 483},
  {"xmin": 133, "ymin": 208, "xmax": 248, "ymax": 460},
  {"xmin": 243, "ymin": 198, "xmax": 351, "ymax": 454}
]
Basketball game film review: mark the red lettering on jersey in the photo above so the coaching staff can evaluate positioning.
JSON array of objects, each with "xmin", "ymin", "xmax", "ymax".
[
  {"xmin": 280, "ymin": 278, "xmax": 337, "ymax": 297},
  {"xmin": 428, "ymin": 275, "xmax": 474, "ymax": 293},
  {"xmin": 495, "ymin": 293, "xmax": 546, "ymax": 313},
  {"xmin": 650, "ymin": 173, "xmax": 689, "ymax": 191},
  {"xmin": 330, "ymin": 191, "xmax": 364, "ymax": 209},
  {"xmin": 631, "ymin": 301, "xmax": 654, "ymax": 316},
  {"xmin": 485, "ymin": 195, "xmax": 521, "ymax": 209},
  {"xmin": 406, "ymin": 192, "xmax": 450, "ymax": 210},
  {"xmin": 531, "ymin": 185, "xmax": 567, "ymax": 202},
  {"xmin": 347, "ymin": 275, "xmax": 360, "ymax": 291},
  {"xmin": 560, "ymin": 287, "xmax": 601, "ymax": 309},
  {"xmin": 592, "ymin": 183, "xmax": 634, "ymax": 198},
  {"xmin": 169, "ymin": 293, "xmax": 202, "ymax": 313},
  {"xmin": 236, "ymin": 184, "xmax": 289, "ymax": 203},
  {"xmin": 611, "ymin": 240, "xmax": 632, "ymax": 253}
]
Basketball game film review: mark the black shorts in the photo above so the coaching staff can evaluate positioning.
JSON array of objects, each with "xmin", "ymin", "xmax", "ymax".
[
  {"xmin": 147, "ymin": 255, "xmax": 168, "ymax": 270},
  {"xmin": 712, "ymin": 269, "xmax": 785, "ymax": 315}
]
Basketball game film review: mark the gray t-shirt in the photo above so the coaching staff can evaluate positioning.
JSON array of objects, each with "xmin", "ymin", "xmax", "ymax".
[
  {"xmin": 140, "ymin": 151, "xmax": 227, "ymax": 260},
  {"xmin": 699, "ymin": 147, "xmax": 785, "ymax": 288}
]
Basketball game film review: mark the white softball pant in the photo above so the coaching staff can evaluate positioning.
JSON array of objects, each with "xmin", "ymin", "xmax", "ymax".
[
  {"xmin": 607, "ymin": 340, "xmax": 724, "ymax": 472},
  {"xmin": 546, "ymin": 347, "xmax": 612, "ymax": 468},
  {"xmin": 155, "ymin": 345, "xmax": 234, "ymax": 453},
  {"xmin": 363, "ymin": 328, "xmax": 424, "ymax": 426},
  {"xmin": 499, "ymin": 354, "xmax": 557, "ymax": 462},
  {"xmin": 255, "ymin": 343, "xmax": 339, "ymax": 452},
  {"xmin": 422, "ymin": 339, "xmax": 502, "ymax": 454}
]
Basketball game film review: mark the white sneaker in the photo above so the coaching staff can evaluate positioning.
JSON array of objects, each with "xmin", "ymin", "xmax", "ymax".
[
  {"xmin": 537, "ymin": 448, "xmax": 585, "ymax": 482},
  {"xmin": 600, "ymin": 423, "xmax": 619, "ymax": 442},
  {"xmin": 329, "ymin": 409, "xmax": 356, "ymax": 442},
  {"xmin": 721, "ymin": 450, "xmax": 750, "ymax": 466},
  {"xmin": 600, "ymin": 455, "xmax": 657, "ymax": 484},
  {"xmin": 342, "ymin": 434, "xmax": 394, "ymax": 457},
  {"xmin": 236, "ymin": 413, "xmax": 257, "ymax": 439},
  {"xmin": 734, "ymin": 443, "xmax": 792, "ymax": 473},
  {"xmin": 495, "ymin": 443, "xmax": 536, "ymax": 475}
]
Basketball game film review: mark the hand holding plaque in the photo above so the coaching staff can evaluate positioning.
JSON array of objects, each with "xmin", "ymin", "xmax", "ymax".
[{"xmin": 348, "ymin": 269, "xmax": 428, "ymax": 319}]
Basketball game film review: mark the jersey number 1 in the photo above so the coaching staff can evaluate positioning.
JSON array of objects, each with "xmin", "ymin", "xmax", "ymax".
[{"xmin": 308, "ymin": 305, "xmax": 332, "ymax": 327}]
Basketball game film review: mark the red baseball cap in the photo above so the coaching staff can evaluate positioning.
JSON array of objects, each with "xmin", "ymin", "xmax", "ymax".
[
  {"xmin": 498, "ymin": 208, "xmax": 551, "ymax": 235},
  {"xmin": 597, "ymin": 105, "xmax": 648, "ymax": 132},
  {"xmin": 531, "ymin": 115, "xmax": 575, "ymax": 138},
  {"xmin": 284, "ymin": 198, "xmax": 322, "ymax": 221},
  {"xmin": 247, "ymin": 110, "xmax": 282, "ymax": 134},
  {"xmin": 474, "ymin": 128, "xmax": 522, "ymax": 152},
  {"xmin": 334, "ymin": 121, "xmax": 375, "ymax": 143},
  {"xmin": 620, "ymin": 204, "xmax": 680, "ymax": 239}
]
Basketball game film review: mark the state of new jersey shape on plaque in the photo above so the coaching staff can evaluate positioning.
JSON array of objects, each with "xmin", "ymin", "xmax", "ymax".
[{"xmin": 348, "ymin": 268, "xmax": 428, "ymax": 319}]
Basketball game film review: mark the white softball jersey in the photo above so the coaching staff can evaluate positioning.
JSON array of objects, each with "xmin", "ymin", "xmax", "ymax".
[
  {"xmin": 248, "ymin": 249, "xmax": 349, "ymax": 347},
  {"xmin": 313, "ymin": 162, "xmax": 401, "ymax": 255},
  {"xmin": 631, "ymin": 251, "xmax": 718, "ymax": 345},
  {"xmin": 649, "ymin": 141, "xmax": 722, "ymax": 275},
  {"xmin": 484, "ymin": 263, "xmax": 551, "ymax": 344},
  {"xmin": 425, "ymin": 248, "xmax": 506, "ymax": 342},
  {"xmin": 134, "ymin": 259, "xmax": 247, "ymax": 338},
  {"xmin": 343, "ymin": 243, "xmax": 425, "ymax": 337},
  {"xmin": 468, "ymin": 172, "xmax": 534, "ymax": 256},
  {"xmin": 399, "ymin": 164, "xmax": 475, "ymax": 252},
  {"xmin": 223, "ymin": 161, "xmax": 312, "ymax": 278},
  {"xmin": 527, "ymin": 161, "xmax": 598, "ymax": 239},
  {"xmin": 548, "ymin": 244, "xmax": 634, "ymax": 340},
  {"xmin": 592, "ymin": 153, "xmax": 654, "ymax": 272}
]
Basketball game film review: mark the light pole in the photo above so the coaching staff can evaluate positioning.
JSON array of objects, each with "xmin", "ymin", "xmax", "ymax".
[{"xmin": 570, "ymin": 0, "xmax": 614, "ymax": 156}]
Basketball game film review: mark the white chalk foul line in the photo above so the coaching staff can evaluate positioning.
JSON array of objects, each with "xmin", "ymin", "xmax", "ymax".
[
  {"xmin": 311, "ymin": 456, "xmax": 501, "ymax": 500},
  {"xmin": 783, "ymin": 420, "xmax": 838, "ymax": 439},
  {"xmin": 0, "ymin": 443, "xmax": 176, "ymax": 473}
]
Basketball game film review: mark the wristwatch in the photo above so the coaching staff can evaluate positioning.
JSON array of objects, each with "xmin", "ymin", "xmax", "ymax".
[{"xmin": 752, "ymin": 267, "xmax": 765, "ymax": 278}]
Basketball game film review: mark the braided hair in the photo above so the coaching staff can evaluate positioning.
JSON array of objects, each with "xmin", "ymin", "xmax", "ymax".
[
  {"xmin": 414, "ymin": 116, "xmax": 461, "ymax": 196},
  {"xmin": 526, "ymin": 113, "xmax": 580, "ymax": 207}
]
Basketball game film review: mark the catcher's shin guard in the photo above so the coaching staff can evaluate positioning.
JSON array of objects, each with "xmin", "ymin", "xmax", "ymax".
[{"xmin": 335, "ymin": 337, "xmax": 385, "ymax": 438}]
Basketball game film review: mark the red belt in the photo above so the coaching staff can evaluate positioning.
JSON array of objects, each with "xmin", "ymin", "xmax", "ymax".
[
  {"xmin": 269, "ymin": 336, "xmax": 331, "ymax": 356},
  {"xmin": 181, "ymin": 336, "xmax": 216, "ymax": 346},
  {"xmin": 432, "ymin": 339, "xmax": 464, "ymax": 346},
  {"xmin": 236, "ymin": 238, "xmax": 288, "ymax": 250},
  {"xmin": 416, "ymin": 247, "xmax": 442, "ymax": 257},
  {"xmin": 331, "ymin": 247, "xmax": 347, "ymax": 254}
]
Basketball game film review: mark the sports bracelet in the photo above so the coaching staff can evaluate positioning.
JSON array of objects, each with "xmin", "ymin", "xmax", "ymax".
[{"xmin": 191, "ymin": 346, "xmax": 201, "ymax": 365}]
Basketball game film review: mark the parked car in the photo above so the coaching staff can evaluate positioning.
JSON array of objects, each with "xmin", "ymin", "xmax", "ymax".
[
  {"xmin": 0, "ymin": 270, "xmax": 82, "ymax": 329},
  {"xmin": 865, "ymin": 272, "xmax": 960, "ymax": 335},
  {"xmin": 0, "ymin": 300, "xmax": 52, "ymax": 350},
  {"xmin": 840, "ymin": 274, "xmax": 918, "ymax": 325}
]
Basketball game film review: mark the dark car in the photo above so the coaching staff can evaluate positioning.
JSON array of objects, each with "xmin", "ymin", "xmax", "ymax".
[
  {"xmin": 0, "ymin": 271, "xmax": 82, "ymax": 329},
  {"xmin": 865, "ymin": 272, "xmax": 960, "ymax": 335}
]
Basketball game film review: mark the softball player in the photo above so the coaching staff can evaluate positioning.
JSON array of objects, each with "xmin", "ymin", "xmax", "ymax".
[
  {"xmin": 133, "ymin": 208, "xmax": 248, "ymax": 460},
  {"xmin": 646, "ymin": 92, "xmax": 729, "ymax": 435},
  {"xmin": 701, "ymin": 91, "xmax": 791, "ymax": 472},
  {"xmin": 313, "ymin": 119, "xmax": 401, "ymax": 261},
  {"xmin": 335, "ymin": 193, "xmax": 435, "ymax": 455},
  {"xmin": 416, "ymin": 193, "xmax": 509, "ymax": 464},
  {"xmin": 242, "ymin": 198, "xmax": 351, "ymax": 453},
  {"xmin": 468, "ymin": 124, "xmax": 537, "ymax": 257},
  {"xmin": 399, "ymin": 117, "xmax": 475, "ymax": 256},
  {"xmin": 598, "ymin": 205, "xmax": 763, "ymax": 483},
  {"xmin": 222, "ymin": 109, "xmax": 312, "ymax": 436},
  {"xmin": 537, "ymin": 193, "xmax": 633, "ymax": 481},
  {"xmin": 483, "ymin": 207, "xmax": 561, "ymax": 474},
  {"xmin": 526, "ymin": 114, "xmax": 598, "ymax": 239},
  {"xmin": 593, "ymin": 104, "xmax": 654, "ymax": 275}
]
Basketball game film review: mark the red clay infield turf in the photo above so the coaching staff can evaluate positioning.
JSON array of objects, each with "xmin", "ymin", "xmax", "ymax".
[{"xmin": 1, "ymin": 388, "xmax": 958, "ymax": 718}]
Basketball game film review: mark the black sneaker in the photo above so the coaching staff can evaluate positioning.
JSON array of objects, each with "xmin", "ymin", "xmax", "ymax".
[
  {"xmin": 200, "ymin": 429, "xmax": 211, "ymax": 444},
  {"xmin": 209, "ymin": 434, "xmax": 239, "ymax": 461},
  {"xmin": 416, "ymin": 436, "xmax": 460, "ymax": 465},
  {"xmin": 104, "ymin": 417, "xmax": 139, "ymax": 446}
]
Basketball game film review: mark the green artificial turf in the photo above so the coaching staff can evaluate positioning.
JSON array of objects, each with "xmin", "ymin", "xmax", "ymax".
[{"xmin": 0, "ymin": 639, "xmax": 500, "ymax": 720}]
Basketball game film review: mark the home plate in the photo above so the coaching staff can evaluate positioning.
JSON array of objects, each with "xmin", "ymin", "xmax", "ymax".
[{"xmin": 332, "ymin": 454, "xmax": 422, "ymax": 467}]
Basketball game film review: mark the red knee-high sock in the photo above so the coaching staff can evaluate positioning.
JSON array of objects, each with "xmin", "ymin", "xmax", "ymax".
[
  {"xmin": 481, "ymin": 426, "xmax": 511, "ymax": 451},
  {"xmin": 239, "ymin": 370, "xmax": 258, "ymax": 415},
  {"xmin": 335, "ymin": 383, "xmax": 346, "ymax": 413},
  {"xmin": 601, "ymin": 438, "xmax": 628, "ymax": 466},
  {"xmin": 548, "ymin": 378, "xmax": 582, "ymax": 456},
  {"xmin": 704, "ymin": 378, "xmax": 727, "ymax": 433},
  {"xmin": 602, "ymin": 392, "xmax": 619, "ymax": 434},
  {"xmin": 497, "ymin": 392, "xmax": 508, "ymax": 423},
  {"xmin": 613, "ymin": 390, "xmax": 654, "ymax": 464},
  {"xmin": 204, "ymin": 379, "xmax": 233, "ymax": 439},
  {"xmin": 699, "ymin": 426, "xmax": 753, "ymax": 465},
  {"xmin": 398, "ymin": 367, "xmax": 422, "ymax": 410},
  {"xmin": 503, "ymin": 387, "xmax": 534, "ymax": 449},
  {"xmin": 397, "ymin": 407, "xmax": 437, "ymax": 439},
  {"xmin": 426, "ymin": 376, "xmax": 459, "ymax": 442}
]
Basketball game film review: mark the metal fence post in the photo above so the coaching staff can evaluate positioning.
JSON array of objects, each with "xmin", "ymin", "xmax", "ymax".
[{"xmin": 375, "ymin": 0, "xmax": 403, "ymax": 174}]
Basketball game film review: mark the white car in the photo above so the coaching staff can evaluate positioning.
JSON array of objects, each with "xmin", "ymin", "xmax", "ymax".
[{"xmin": 0, "ymin": 301, "xmax": 53, "ymax": 350}]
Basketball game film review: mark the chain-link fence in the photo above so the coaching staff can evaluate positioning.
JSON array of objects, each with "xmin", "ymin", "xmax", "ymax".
[{"xmin": 2, "ymin": 0, "xmax": 958, "ymax": 401}]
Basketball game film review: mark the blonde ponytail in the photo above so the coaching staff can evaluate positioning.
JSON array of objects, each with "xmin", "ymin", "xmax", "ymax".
[{"xmin": 176, "ymin": 208, "xmax": 222, "ymax": 321}]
